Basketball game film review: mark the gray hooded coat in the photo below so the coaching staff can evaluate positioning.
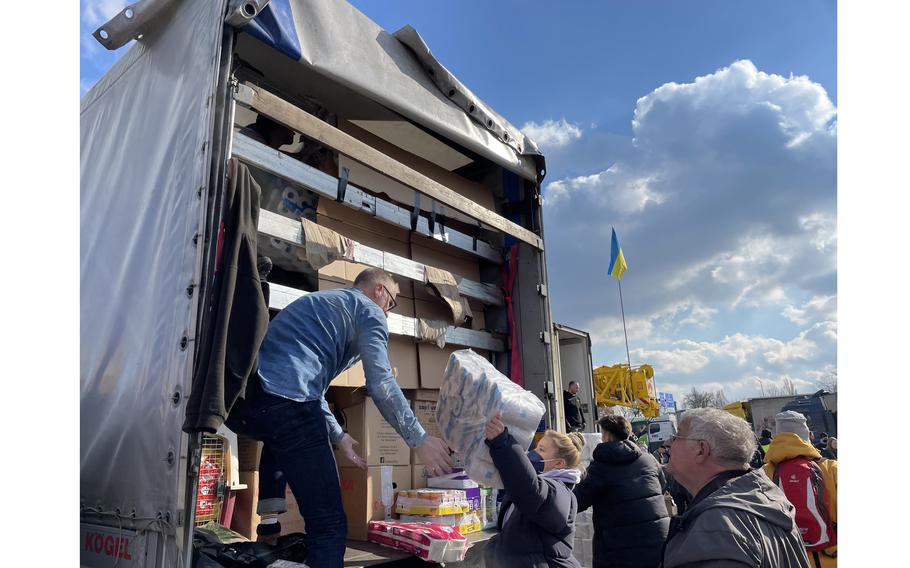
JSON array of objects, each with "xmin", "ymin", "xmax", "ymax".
[{"xmin": 662, "ymin": 469, "xmax": 810, "ymax": 568}]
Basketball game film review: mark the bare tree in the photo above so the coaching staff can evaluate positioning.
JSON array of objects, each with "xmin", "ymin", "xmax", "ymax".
[
  {"xmin": 714, "ymin": 389, "xmax": 728, "ymax": 407},
  {"xmin": 817, "ymin": 369, "xmax": 837, "ymax": 392},
  {"xmin": 764, "ymin": 383, "xmax": 782, "ymax": 397},
  {"xmin": 684, "ymin": 387, "xmax": 716, "ymax": 409},
  {"xmin": 782, "ymin": 378, "xmax": 798, "ymax": 396}
]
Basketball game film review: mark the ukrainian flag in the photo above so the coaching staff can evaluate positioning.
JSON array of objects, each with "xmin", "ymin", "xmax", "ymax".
[{"xmin": 608, "ymin": 227, "xmax": 628, "ymax": 280}]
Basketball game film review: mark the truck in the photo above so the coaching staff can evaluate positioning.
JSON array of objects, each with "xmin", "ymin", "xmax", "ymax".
[
  {"xmin": 723, "ymin": 390, "xmax": 837, "ymax": 439},
  {"xmin": 81, "ymin": 1, "xmax": 591, "ymax": 565}
]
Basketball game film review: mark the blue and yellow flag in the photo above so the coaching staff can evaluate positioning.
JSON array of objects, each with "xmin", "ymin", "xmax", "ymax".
[{"xmin": 608, "ymin": 227, "xmax": 628, "ymax": 280}]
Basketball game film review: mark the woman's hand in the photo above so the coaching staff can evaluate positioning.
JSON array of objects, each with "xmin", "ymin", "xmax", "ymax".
[{"xmin": 485, "ymin": 413, "xmax": 506, "ymax": 441}]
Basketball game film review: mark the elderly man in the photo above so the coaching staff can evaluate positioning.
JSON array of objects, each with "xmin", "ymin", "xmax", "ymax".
[
  {"xmin": 662, "ymin": 408, "xmax": 810, "ymax": 567},
  {"xmin": 228, "ymin": 268, "xmax": 453, "ymax": 567}
]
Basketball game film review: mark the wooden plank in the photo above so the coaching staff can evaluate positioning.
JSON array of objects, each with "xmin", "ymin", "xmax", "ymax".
[
  {"xmin": 267, "ymin": 283, "xmax": 506, "ymax": 352},
  {"xmin": 235, "ymin": 82, "xmax": 544, "ymax": 250},
  {"xmin": 233, "ymin": 132, "xmax": 502, "ymax": 263},
  {"xmin": 257, "ymin": 209, "xmax": 504, "ymax": 306}
]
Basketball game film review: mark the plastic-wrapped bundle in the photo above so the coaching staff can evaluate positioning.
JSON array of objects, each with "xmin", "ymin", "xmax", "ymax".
[
  {"xmin": 367, "ymin": 521, "xmax": 469, "ymax": 563},
  {"xmin": 436, "ymin": 349, "xmax": 546, "ymax": 488}
]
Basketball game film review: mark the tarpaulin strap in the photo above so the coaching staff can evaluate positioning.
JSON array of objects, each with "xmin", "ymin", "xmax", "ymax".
[
  {"xmin": 410, "ymin": 193, "xmax": 421, "ymax": 232},
  {"xmin": 501, "ymin": 243, "xmax": 523, "ymax": 385},
  {"xmin": 472, "ymin": 221, "xmax": 481, "ymax": 251},
  {"xmin": 438, "ymin": 205, "xmax": 447, "ymax": 237},
  {"xmin": 336, "ymin": 166, "xmax": 350, "ymax": 202},
  {"xmin": 428, "ymin": 200, "xmax": 437, "ymax": 235}
]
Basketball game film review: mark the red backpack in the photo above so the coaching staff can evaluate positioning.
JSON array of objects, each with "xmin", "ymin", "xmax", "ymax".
[{"xmin": 772, "ymin": 457, "xmax": 837, "ymax": 552}]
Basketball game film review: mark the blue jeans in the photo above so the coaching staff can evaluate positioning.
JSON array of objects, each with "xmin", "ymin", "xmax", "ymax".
[{"xmin": 227, "ymin": 381, "xmax": 347, "ymax": 568}]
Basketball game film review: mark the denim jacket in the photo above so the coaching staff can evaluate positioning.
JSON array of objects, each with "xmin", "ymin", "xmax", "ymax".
[{"xmin": 257, "ymin": 287, "xmax": 426, "ymax": 447}]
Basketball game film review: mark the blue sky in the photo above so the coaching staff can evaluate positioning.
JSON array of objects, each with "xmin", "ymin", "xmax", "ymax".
[{"xmin": 80, "ymin": 1, "xmax": 838, "ymax": 404}]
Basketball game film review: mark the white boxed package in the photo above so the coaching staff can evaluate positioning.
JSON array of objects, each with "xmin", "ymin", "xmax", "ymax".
[{"xmin": 436, "ymin": 349, "xmax": 546, "ymax": 489}]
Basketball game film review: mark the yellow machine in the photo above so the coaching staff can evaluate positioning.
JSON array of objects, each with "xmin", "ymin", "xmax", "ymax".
[
  {"xmin": 593, "ymin": 364, "xmax": 660, "ymax": 418},
  {"xmin": 722, "ymin": 401, "xmax": 750, "ymax": 419}
]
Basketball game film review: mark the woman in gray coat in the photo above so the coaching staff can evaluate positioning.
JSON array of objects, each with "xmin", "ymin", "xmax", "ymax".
[{"xmin": 483, "ymin": 414, "xmax": 586, "ymax": 568}]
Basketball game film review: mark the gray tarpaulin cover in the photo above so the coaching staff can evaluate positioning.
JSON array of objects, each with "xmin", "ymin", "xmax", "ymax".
[
  {"xmin": 244, "ymin": 0, "xmax": 544, "ymax": 181},
  {"xmin": 80, "ymin": 0, "xmax": 226, "ymax": 540}
]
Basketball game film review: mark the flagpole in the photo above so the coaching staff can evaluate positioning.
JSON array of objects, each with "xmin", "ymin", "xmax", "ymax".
[{"xmin": 617, "ymin": 278, "xmax": 636, "ymax": 418}]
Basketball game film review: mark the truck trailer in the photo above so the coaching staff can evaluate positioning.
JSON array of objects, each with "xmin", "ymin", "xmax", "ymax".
[{"xmin": 81, "ymin": 1, "xmax": 588, "ymax": 565}]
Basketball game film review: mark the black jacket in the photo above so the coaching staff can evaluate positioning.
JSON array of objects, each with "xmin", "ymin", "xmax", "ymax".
[
  {"xmin": 563, "ymin": 391, "xmax": 585, "ymax": 431},
  {"xmin": 484, "ymin": 430, "xmax": 581, "ymax": 568},
  {"xmin": 183, "ymin": 160, "xmax": 270, "ymax": 432},
  {"xmin": 574, "ymin": 440, "xmax": 669, "ymax": 568}
]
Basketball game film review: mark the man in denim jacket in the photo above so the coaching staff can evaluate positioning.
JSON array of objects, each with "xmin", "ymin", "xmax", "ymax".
[{"xmin": 228, "ymin": 268, "xmax": 452, "ymax": 567}]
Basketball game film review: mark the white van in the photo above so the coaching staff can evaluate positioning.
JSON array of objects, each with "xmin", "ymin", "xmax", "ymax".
[{"xmin": 646, "ymin": 414, "xmax": 678, "ymax": 452}]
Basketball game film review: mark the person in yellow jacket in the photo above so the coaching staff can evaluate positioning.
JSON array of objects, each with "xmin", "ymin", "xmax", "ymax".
[{"xmin": 764, "ymin": 411, "xmax": 837, "ymax": 568}]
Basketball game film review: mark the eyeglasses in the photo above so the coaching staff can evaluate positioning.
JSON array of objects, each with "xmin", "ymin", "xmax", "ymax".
[
  {"xmin": 381, "ymin": 284, "xmax": 398, "ymax": 312},
  {"xmin": 669, "ymin": 434, "xmax": 704, "ymax": 444}
]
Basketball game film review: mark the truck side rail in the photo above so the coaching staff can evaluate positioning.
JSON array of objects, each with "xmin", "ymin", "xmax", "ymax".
[
  {"xmin": 234, "ymin": 82, "xmax": 543, "ymax": 250},
  {"xmin": 232, "ymin": 132, "xmax": 503, "ymax": 264},
  {"xmin": 269, "ymin": 283, "xmax": 507, "ymax": 352},
  {"xmin": 258, "ymin": 209, "xmax": 504, "ymax": 306}
]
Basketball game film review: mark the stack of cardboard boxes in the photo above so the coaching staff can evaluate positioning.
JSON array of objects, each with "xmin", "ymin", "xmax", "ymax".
[{"xmin": 230, "ymin": 117, "xmax": 503, "ymax": 543}]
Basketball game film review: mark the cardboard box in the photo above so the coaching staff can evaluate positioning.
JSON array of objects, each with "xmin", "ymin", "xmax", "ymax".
[
  {"xmin": 411, "ymin": 327, "xmax": 487, "ymax": 390},
  {"xmin": 330, "ymin": 389, "xmax": 410, "ymax": 467},
  {"xmin": 315, "ymin": 210, "xmax": 415, "ymax": 299},
  {"xmin": 411, "ymin": 391, "xmax": 440, "ymax": 465},
  {"xmin": 414, "ymin": 298, "xmax": 489, "ymax": 389},
  {"xmin": 317, "ymin": 194, "xmax": 411, "ymax": 244},
  {"xmin": 258, "ymin": 466, "xmax": 413, "ymax": 542},
  {"xmin": 236, "ymin": 436, "xmax": 263, "ymax": 472},
  {"xmin": 411, "ymin": 240, "xmax": 482, "ymax": 284},
  {"xmin": 414, "ymin": 298, "xmax": 485, "ymax": 330},
  {"xmin": 340, "ymin": 465, "xmax": 411, "ymax": 541}
]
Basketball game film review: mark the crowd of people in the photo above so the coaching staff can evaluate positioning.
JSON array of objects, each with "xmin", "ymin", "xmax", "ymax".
[
  {"xmin": 225, "ymin": 258, "xmax": 838, "ymax": 567},
  {"xmin": 484, "ymin": 407, "xmax": 838, "ymax": 568}
]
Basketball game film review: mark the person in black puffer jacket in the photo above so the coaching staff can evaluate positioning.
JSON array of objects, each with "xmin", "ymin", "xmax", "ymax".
[{"xmin": 573, "ymin": 415, "xmax": 669, "ymax": 568}]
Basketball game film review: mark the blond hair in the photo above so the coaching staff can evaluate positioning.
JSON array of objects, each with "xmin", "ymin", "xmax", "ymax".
[{"xmin": 544, "ymin": 430, "xmax": 585, "ymax": 469}]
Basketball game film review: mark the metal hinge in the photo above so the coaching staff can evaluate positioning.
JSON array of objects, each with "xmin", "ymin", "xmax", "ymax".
[
  {"xmin": 540, "ymin": 331, "xmax": 551, "ymax": 344},
  {"xmin": 537, "ymin": 284, "xmax": 548, "ymax": 297}
]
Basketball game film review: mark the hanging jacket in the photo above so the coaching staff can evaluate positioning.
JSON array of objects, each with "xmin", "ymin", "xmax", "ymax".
[
  {"xmin": 574, "ymin": 440, "xmax": 669, "ymax": 568},
  {"xmin": 483, "ymin": 429, "xmax": 582, "ymax": 568},
  {"xmin": 763, "ymin": 433, "xmax": 838, "ymax": 568},
  {"xmin": 183, "ymin": 160, "xmax": 270, "ymax": 433},
  {"xmin": 662, "ymin": 469, "xmax": 811, "ymax": 567}
]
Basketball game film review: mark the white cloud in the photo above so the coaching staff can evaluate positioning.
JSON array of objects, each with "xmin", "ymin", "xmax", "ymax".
[
  {"xmin": 762, "ymin": 331, "xmax": 817, "ymax": 364},
  {"xmin": 521, "ymin": 119, "xmax": 582, "ymax": 149},
  {"xmin": 544, "ymin": 164, "xmax": 665, "ymax": 211},
  {"xmin": 586, "ymin": 315, "xmax": 653, "ymax": 346},
  {"xmin": 632, "ymin": 347, "xmax": 711, "ymax": 375},
  {"xmin": 541, "ymin": 59, "xmax": 836, "ymax": 401},
  {"xmin": 783, "ymin": 294, "xmax": 837, "ymax": 325},
  {"xmin": 799, "ymin": 212, "xmax": 837, "ymax": 252}
]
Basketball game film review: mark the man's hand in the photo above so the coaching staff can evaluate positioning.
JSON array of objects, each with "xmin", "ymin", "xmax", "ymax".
[
  {"xmin": 415, "ymin": 436, "xmax": 453, "ymax": 477},
  {"xmin": 338, "ymin": 434, "xmax": 367, "ymax": 470},
  {"xmin": 485, "ymin": 413, "xmax": 505, "ymax": 441}
]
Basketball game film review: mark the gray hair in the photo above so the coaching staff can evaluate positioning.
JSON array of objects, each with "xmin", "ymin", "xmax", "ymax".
[
  {"xmin": 353, "ymin": 268, "xmax": 397, "ymax": 290},
  {"xmin": 680, "ymin": 408, "xmax": 756, "ymax": 470}
]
